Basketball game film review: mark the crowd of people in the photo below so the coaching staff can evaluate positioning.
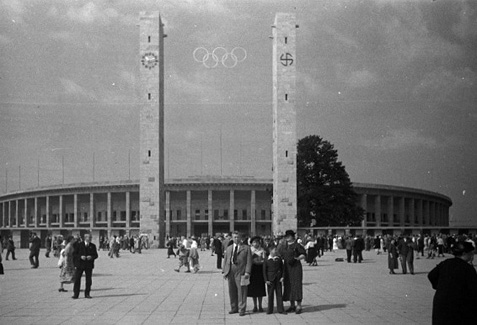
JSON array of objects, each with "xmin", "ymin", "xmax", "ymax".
[{"xmin": 1, "ymin": 230, "xmax": 476, "ymax": 321}]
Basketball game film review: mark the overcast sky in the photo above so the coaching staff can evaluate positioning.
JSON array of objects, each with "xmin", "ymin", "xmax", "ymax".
[{"xmin": 1, "ymin": 0, "xmax": 476, "ymax": 226}]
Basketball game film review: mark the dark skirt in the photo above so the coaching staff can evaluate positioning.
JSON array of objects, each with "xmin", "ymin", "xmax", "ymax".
[
  {"xmin": 247, "ymin": 263, "xmax": 266, "ymax": 297},
  {"xmin": 283, "ymin": 259, "xmax": 303, "ymax": 302},
  {"xmin": 306, "ymin": 246, "xmax": 317, "ymax": 264}
]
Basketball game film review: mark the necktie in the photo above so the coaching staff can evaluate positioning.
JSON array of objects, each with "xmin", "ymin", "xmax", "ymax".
[{"xmin": 232, "ymin": 245, "xmax": 238, "ymax": 264}]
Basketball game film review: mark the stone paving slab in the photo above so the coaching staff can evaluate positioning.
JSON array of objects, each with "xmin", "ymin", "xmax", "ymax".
[{"xmin": 0, "ymin": 248, "xmax": 466, "ymax": 324}]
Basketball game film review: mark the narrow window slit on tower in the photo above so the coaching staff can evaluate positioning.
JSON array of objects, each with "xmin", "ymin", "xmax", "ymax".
[
  {"xmin": 285, "ymin": 150, "xmax": 288, "ymax": 157},
  {"xmin": 285, "ymin": 94, "xmax": 288, "ymax": 101},
  {"xmin": 285, "ymin": 37, "xmax": 287, "ymax": 44},
  {"xmin": 148, "ymin": 36, "xmax": 151, "ymax": 43},
  {"xmin": 148, "ymin": 150, "xmax": 151, "ymax": 157},
  {"xmin": 148, "ymin": 93, "xmax": 151, "ymax": 100}
]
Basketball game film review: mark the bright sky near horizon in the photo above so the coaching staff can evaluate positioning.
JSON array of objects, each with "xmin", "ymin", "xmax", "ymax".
[{"xmin": 1, "ymin": 0, "xmax": 476, "ymax": 226}]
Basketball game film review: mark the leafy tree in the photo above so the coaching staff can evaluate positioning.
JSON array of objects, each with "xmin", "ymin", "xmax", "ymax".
[{"xmin": 297, "ymin": 135, "xmax": 364, "ymax": 227}]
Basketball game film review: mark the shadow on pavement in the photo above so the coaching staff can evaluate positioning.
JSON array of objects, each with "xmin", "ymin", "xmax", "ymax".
[
  {"xmin": 303, "ymin": 304, "xmax": 347, "ymax": 313},
  {"xmin": 93, "ymin": 273, "xmax": 113, "ymax": 277},
  {"xmin": 90, "ymin": 293, "xmax": 147, "ymax": 298}
]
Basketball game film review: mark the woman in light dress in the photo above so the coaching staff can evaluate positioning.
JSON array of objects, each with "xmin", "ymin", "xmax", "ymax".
[{"xmin": 58, "ymin": 235, "xmax": 76, "ymax": 292}]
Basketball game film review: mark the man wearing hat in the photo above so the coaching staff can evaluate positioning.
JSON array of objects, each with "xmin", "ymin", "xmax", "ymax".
[
  {"xmin": 428, "ymin": 241, "xmax": 477, "ymax": 324},
  {"xmin": 279, "ymin": 230, "xmax": 306, "ymax": 314}
]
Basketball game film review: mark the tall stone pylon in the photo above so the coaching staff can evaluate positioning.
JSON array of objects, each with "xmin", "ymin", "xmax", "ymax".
[
  {"xmin": 272, "ymin": 13, "xmax": 297, "ymax": 235},
  {"xmin": 139, "ymin": 11, "xmax": 165, "ymax": 248}
]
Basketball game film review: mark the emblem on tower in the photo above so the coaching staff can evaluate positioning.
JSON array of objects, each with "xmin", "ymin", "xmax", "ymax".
[{"xmin": 141, "ymin": 52, "xmax": 158, "ymax": 69}]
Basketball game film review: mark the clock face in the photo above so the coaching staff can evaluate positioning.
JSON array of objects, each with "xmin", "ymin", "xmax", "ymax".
[{"xmin": 141, "ymin": 52, "xmax": 158, "ymax": 69}]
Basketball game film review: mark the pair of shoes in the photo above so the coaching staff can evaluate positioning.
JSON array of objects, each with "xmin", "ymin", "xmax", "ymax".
[
  {"xmin": 295, "ymin": 308, "xmax": 302, "ymax": 314},
  {"xmin": 279, "ymin": 311, "xmax": 287, "ymax": 315},
  {"xmin": 239, "ymin": 312, "xmax": 246, "ymax": 316},
  {"xmin": 174, "ymin": 269, "xmax": 179, "ymax": 272},
  {"xmin": 253, "ymin": 307, "xmax": 258, "ymax": 312},
  {"xmin": 85, "ymin": 295, "xmax": 92, "ymax": 299},
  {"xmin": 259, "ymin": 308, "xmax": 264, "ymax": 313},
  {"xmin": 31, "ymin": 266, "xmax": 38, "ymax": 269},
  {"xmin": 228, "ymin": 310, "xmax": 238, "ymax": 314},
  {"xmin": 58, "ymin": 288, "xmax": 67, "ymax": 292},
  {"xmin": 286, "ymin": 306, "xmax": 296, "ymax": 312},
  {"xmin": 71, "ymin": 296, "xmax": 79, "ymax": 299},
  {"xmin": 185, "ymin": 270, "xmax": 191, "ymax": 273},
  {"xmin": 266, "ymin": 311, "xmax": 272, "ymax": 315}
]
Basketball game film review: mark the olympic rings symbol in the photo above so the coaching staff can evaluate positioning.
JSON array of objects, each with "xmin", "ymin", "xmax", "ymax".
[{"xmin": 193, "ymin": 47, "xmax": 247, "ymax": 68}]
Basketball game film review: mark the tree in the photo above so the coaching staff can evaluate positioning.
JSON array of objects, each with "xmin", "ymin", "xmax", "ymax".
[{"xmin": 297, "ymin": 135, "xmax": 364, "ymax": 227}]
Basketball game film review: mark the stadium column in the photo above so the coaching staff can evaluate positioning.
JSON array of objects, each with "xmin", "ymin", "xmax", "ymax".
[
  {"xmin": 424, "ymin": 200, "xmax": 430, "ymax": 226},
  {"xmin": 229, "ymin": 190, "xmax": 234, "ymax": 233},
  {"xmin": 186, "ymin": 190, "xmax": 191, "ymax": 237},
  {"xmin": 417, "ymin": 199, "xmax": 423, "ymax": 227},
  {"xmin": 0, "ymin": 202, "xmax": 3, "ymax": 227},
  {"xmin": 399, "ymin": 197, "xmax": 405, "ymax": 228},
  {"xmin": 15, "ymin": 199, "xmax": 19, "ymax": 227},
  {"xmin": 107, "ymin": 192, "xmax": 112, "ymax": 237},
  {"xmin": 165, "ymin": 191, "xmax": 170, "ymax": 236},
  {"xmin": 59, "ymin": 195, "xmax": 64, "ymax": 228},
  {"xmin": 409, "ymin": 198, "xmax": 415, "ymax": 227},
  {"xmin": 208, "ymin": 190, "xmax": 213, "ymax": 235},
  {"xmin": 251, "ymin": 190, "xmax": 256, "ymax": 236},
  {"xmin": 46, "ymin": 196, "xmax": 50, "ymax": 228},
  {"xmin": 73, "ymin": 194, "xmax": 78, "ymax": 228},
  {"xmin": 89, "ymin": 193, "xmax": 94, "ymax": 228},
  {"xmin": 272, "ymin": 13, "xmax": 298, "ymax": 234},
  {"xmin": 374, "ymin": 195, "xmax": 381, "ymax": 227},
  {"xmin": 360, "ymin": 194, "xmax": 367, "ymax": 228},
  {"xmin": 126, "ymin": 191, "xmax": 131, "ymax": 231},
  {"xmin": 387, "ymin": 196, "xmax": 394, "ymax": 227},
  {"xmin": 34, "ymin": 197, "xmax": 39, "ymax": 228}
]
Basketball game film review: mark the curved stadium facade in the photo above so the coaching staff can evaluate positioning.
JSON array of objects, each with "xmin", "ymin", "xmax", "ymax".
[{"xmin": 0, "ymin": 177, "xmax": 452, "ymax": 248}]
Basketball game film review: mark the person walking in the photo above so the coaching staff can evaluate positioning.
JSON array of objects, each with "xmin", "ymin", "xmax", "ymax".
[
  {"xmin": 223, "ymin": 232, "xmax": 252, "ymax": 316},
  {"xmin": 398, "ymin": 236, "xmax": 415, "ymax": 275},
  {"xmin": 58, "ymin": 236, "xmax": 76, "ymax": 292},
  {"xmin": 5, "ymin": 236, "xmax": 16, "ymax": 260},
  {"xmin": 279, "ymin": 230, "xmax": 306, "ymax": 314},
  {"xmin": 215, "ymin": 235, "xmax": 223, "ymax": 269},
  {"xmin": 345, "ymin": 236, "xmax": 353, "ymax": 263},
  {"xmin": 167, "ymin": 237, "xmax": 176, "ymax": 258},
  {"xmin": 189, "ymin": 236, "xmax": 200, "ymax": 273},
  {"xmin": 45, "ymin": 234, "xmax": 52, "ymax": 258},
  {"xmin": 353, "ymin": 235, "xmax": 365, "ymax": 263},
  {"xmin": 247, "ymin": 236, "xmax": 266, "ymax": 312},
  {"xmin": 428, "ymin": 241, "xmax": 477, "ymax": 324},
  {"xmin": 72, "ymin": 233, "xmax": 98, "ymax": 299},
  {"xmin": 304, "ymin": 236, "xmax": 318, "ymax": 266},
  {"xmin": 387, "ymin": 238, "xmax": 399, "ymax": 274},
  {"xmin": 29, "ymin": 232, "xmax": 41, "ymax": 268}
]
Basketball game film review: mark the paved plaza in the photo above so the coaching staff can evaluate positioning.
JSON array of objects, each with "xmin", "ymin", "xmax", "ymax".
[{"xmin": 0, "ymin": 247, "xmax": 457, "ymax": 324}]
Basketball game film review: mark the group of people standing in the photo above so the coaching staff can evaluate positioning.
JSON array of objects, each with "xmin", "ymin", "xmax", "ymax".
[{"xmin": 222, "ymin": 230, "xmax": 306, "ymax": 316}]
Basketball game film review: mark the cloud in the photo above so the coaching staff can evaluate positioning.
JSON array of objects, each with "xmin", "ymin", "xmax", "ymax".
[
  {"xmin": 452, "ymin": 1, "xmax": 477, "ymax": 41},
  {"xmin": 362, "ymin": 129, "xmax": 438, "ymax": 150},
  {"xmin": 1, "ymin": 0, "xmax": 24, "ymax": 22},
  {"xmin": 66, "ymin": 2, "xmax": 119, "ymax": 25},
  {"xmin": 0, "ymin": 34, "xmax": 11, "ymax": 44},
  {"xmin": 59, "ymin": 78, "xmax": 97, "ymax": 100},
  {"xmin": 347, "ymin": 70, "xmax": 378, "ymax": 88},
  {"xmin": 413, "ymin": 66, "xmax": 476, "ymax": 101},
  {"xmin": 167, "ymin": 69, "xmax": 225, "ymax": 104}
]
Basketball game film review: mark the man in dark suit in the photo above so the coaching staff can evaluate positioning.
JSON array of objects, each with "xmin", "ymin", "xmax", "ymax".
[
  {"xmin": 353, "ymin": 235, "xmax": 365, "ymax": 263},
  {"xmin": 215, "ymin": 235, "xmax": 223, "ymax": 269},
  {"xmin": 29, "ymin": 233, "xmax": 41, "ymax": 268},
  {"xmin": 397, "ymin": 236, "xmax": 414, "ymax": 274},
  {"xmin": 223, "ymin": 231, "xmax": 252, "ymax": 316},
  {"xmin": 73, "ymin": 233, "xmax": 98, "ymax": 299}
]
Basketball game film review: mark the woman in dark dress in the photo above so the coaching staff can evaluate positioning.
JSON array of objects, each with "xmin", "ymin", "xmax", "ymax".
[
  {"xmin": 279, "ymin": 230, "xmax": 306, "ymax": 314},
  {"xmin": 428, "ymin": 241, "xmax": 477, "ymax": 325},
  {"xmin": 387, "ymin": 238, "xmax": 398, "ymax": 274},
  {"xmin": 247, "ymin": 236, "xmax": 266, "ymax": 312}
]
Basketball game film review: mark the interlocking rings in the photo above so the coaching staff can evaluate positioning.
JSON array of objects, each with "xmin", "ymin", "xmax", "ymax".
[{"xmin": 193, "ymin": 47, "xmax": 247, "ymax": 68}]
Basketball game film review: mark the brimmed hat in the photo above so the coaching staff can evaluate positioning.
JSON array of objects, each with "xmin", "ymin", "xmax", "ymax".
[
  {"xmin": 285, "ymin": 230, "xmax": 296, "ymax": 238},
  {"xmin": 250, "ymin": 236, "xmax": 262, "ymax": 244},
  {"xmin": 452, "ymin": 241, "xmax": 475, "ymax": 256}
]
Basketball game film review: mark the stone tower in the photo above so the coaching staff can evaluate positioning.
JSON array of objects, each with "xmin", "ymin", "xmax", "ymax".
[
  {"xmin": 139, "ymin": 11, "xmax": 165, "ymax": 248},
  {"xmin": 272, "ymin": 13, "xmax": 297, "ymax": 234}
]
